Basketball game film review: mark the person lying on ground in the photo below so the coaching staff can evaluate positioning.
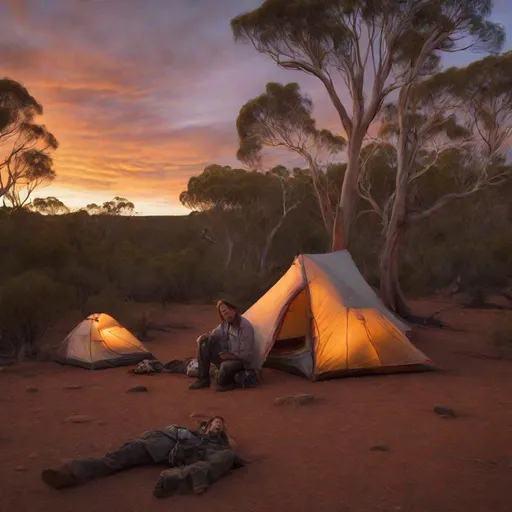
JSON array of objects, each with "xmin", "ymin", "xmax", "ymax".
[
  {"xmin": 189, "ymin": 299, "xmax": 255, "ymax": 391},
  {"xmin": 41, "ymin": 415, "xmax": 244, "ymax": 498},
  {"xmin": 153, "ymin": 413, "xmax": 248, "ymax": 498}
]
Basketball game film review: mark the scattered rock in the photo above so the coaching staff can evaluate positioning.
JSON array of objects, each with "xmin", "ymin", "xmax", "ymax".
[
  {"xmin": 274, "ymin": 393, "xmax": 315, "ymax": 406},
  {"xmin": 25, "ymin": 385, "xmax": 39, "ymax": 393},
  {"xmin": 370, "ymin": 445, "xmax": 390, "ymax": 452},
  {"xmin": 63, "ymin": 385, "xmax": 83, "ymax": 390},
  {"xmin": 433, "ymin": 406, "xmax": 457, "ymax": 418},
  {"xmin": 65, "ymin": 414, "xmax": 94, "ymax": 424},
  {"xmin": 127, "ymin": 385, "xmax": 148, "ymax": 393},
  {"xmin": 15, "ymin": 465, "xmax": 27, "ymax": 472},
  {"xmin": 28, "ymin": 453, "xmax": 39, "ymax": 459}
]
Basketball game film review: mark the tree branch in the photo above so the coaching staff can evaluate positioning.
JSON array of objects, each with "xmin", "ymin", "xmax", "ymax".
[{"xmin": 279, "ymin": 59, "xmax": 353, "ymax": 136}]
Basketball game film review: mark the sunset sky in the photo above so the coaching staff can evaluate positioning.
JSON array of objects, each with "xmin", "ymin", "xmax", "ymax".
[{"xmin": 2, "ymin": 0, "xmax": 511, "ymax": 216}]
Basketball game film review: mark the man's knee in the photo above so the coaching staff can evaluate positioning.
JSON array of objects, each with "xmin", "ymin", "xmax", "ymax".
[
  {"xmin": 208, "ymin": 449, "xmax": 235, "ymax": 465},
  {"xmin": 198, "ymin": 336, "xmax": 211, "ymax": 352},
  {"xmin": 218, "ymin": 361, "xmax": 243, "ymax": 384},
  {"xmin": 205, "ymin": 450, "xmax": 236, "ymax": 482}
]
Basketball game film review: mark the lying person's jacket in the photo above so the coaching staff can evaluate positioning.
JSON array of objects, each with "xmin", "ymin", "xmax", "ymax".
[
  {"xmin": 162, "ymin": 428, "xmax": 244, "ymax": 468},
  {"xmin": 208, "ymin": 317, "xmax": 255, "ymax": 369},
  {"xmin": 138, "ymin": 425, "xmax": 199, "ymax": 462}
]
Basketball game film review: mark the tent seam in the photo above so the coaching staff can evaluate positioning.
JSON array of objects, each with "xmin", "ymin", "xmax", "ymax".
[{"xmin": 362, "ymin": 313, "xmax": 383, "ymax": 365}]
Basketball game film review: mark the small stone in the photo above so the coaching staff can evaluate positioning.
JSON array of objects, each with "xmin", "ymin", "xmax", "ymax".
[
  {"xmin": 274, "ymin": 393, "xmax": 315, "ymax": 406},
  {"xmin": 127, "ymin": 385, "xmax": 148, "ymax": 393},
  {"xmin": 433, "ymin": 406, "xmax": 457, "ymax": 418},
  {"xmin": 370, "ymin": 445, "xmax": 390, "ymax": 452},
  {"xmin": 65, "ymin": 414, "xmax": 94, "ymax": 424},
  {"xmin": 25, "ymin": 385, "xmax": 38, "ymax": 393},
  {"xmin": 28, "ymin": 452, "xmax": 39, "ymax": 459},
  {"xmin": 15, "ymin": 465, "xmax": 27, "ymax": 471},
  {"xmin": 63, "ymin": 385, "xmax": 83, "ymax": 390}
]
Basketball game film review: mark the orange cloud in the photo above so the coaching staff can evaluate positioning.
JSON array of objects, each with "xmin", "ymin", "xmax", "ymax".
[
  {"xmin": 3, "ymin": 0, "xmax": 511, "ymax": 214},
  {"xmin": 0, "ymin": 1, "xmax": 358, "ymax": 214}
]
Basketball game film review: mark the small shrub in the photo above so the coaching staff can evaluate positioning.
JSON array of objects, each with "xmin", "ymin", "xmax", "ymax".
[
  {"xmin": 132, "ymin": 310, "xmax": 153, "ymax": 341},
  {"xmin": 60, "ymin": 265, "xmax": 105, "ymax": 312},
  {"xmin": 82, "ymin": 286, "xmax": 133, "ymax": 324},
  {"xmin": 0, "ymin": 271, "xmax": 72, "ymax": 360},
  {"xmin": 221, "ymin": 270, "xmax": 277, "ymax": 311}
]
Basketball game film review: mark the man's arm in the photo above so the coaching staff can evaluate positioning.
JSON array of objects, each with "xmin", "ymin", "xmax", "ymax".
[
  {"xmin": 232, "ymin": 320, "xmax": 254, "ymax": 366},
  {"xmin": 197, "ymin": 324, "xmax": 223, "ymax": 345},
  {"xmin": 188, "ymin": 413, "xmax": 260, "ymax": 465},
  {"xmin": 188, "ymin": 412, "xmax": 211, "ymax": 431},
  {"xmin": 188, "ymin": 412, "xmax": 237, "ymax": 449},
  {"xmin": 226, "ymin": 433, "xmax": 238, "ymax": 451}
]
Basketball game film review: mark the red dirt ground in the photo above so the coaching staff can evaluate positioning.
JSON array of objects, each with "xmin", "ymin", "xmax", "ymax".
[{"xmin": 1, "ymin": 300, "xmax": 511, "ymax": 512}]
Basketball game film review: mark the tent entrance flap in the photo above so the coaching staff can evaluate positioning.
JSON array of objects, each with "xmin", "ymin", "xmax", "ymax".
[{"xmin": 269, "ymin": 288, "xmax": 309, "ymax": 356}]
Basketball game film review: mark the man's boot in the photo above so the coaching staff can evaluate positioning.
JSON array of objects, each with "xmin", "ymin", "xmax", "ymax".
[
  {"xmin": 41, "ymin": 461, "xmax": 80, "ymax": 489},
  {"xmin": 188, "ymin": 379, "xmax": 210, "ymax": 390},
  {"xmin": 183, "ymin": 461, "xmax": 210, "ymax": 495},
  {"xmin": 153, "ymin": 468, "xmax": 189, "ymax": 499}
]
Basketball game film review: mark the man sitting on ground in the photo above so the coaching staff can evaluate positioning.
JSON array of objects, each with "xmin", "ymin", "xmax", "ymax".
[
  {"xmin": 41, "ymin": 415, "xmax": 243, "ymax": 498},
  {"xmin": 189, "ymin": 299, "xmax": 255, "ymax": 391}
]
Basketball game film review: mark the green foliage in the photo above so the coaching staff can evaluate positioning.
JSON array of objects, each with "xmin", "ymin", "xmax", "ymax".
[
  {"xmin": 60, "ymin": 265, "xmax": 105, "ymax": 312},
  {"xmin": 82, "ymin": 285, "xmax": 130, "ymax": 321},
  {"xmin": 0, "ymin": 271, "xmax": 72, "ymax": 359},
  {"xmin": 221, "ymin": 268, "xmax": 279, "ymax": 312},
  {"xmin": 236, "ymin": 82, "xmax": 345, "ymax": 167},
  {"xmin": 101, "ymin": 196, "xmax": 135, "ymax": 215},
  {"xmin": 1, "ymin": 78, "xmax": 58, "ymax": 208},
  {"xmin": 84, "ymin": 196, "xmax": 135, "ymax": 216},
  {"xmin": 31, "ymin": 196, "xmax": 69, "ymax": 215},
  {"xmin": 231, "ymin": 1, "xmax": 504, "ymax": 139}
]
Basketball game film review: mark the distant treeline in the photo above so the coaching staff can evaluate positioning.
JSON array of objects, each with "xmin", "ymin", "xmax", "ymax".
[{"xmin": 0, "ymin": 162, "xmax": 511, "ymax": 359}]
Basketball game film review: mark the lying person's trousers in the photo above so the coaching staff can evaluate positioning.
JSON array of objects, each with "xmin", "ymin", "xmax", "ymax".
[
  {"xmin": 158, "ymin": 449, "xmax": 236, "ymax": 491},
  {"xmin": 70, "ymin": 441, "xmax": 154, "ymax": 482},
  {"xmin": 70, "ymin": 441, "xmax": 236, "ymax": 487}
]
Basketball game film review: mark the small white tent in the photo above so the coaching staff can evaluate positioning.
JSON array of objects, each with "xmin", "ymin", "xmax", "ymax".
[
  {"xmin": 243, "ymin": 250, "xmax": 437, "ymax": 380},
  {"xmin": 57, "ymin": 313, "xmax": 153, "ymax": 369}
]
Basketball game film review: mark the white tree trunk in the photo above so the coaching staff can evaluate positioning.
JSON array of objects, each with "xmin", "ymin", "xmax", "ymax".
[
  {"xmin": 379, "ymin": 218, "xmax": 410, "ymax": 318},
  {"xmin": 224, "ymin": 234, "xmax": 234, "ymax": 271},
  {"xmin": 259, "ymin": 221, "xmax": 283, "ymax": 275},
  {"xmin": 379, "ymin": 94, "xmax": 412, "ymax": 318},
  {"xmin": 331, "ymin": 128, "xmax": 365, "ymax": 250}
]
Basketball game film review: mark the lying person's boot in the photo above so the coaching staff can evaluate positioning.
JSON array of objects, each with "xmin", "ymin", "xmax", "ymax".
[
  {"xmin": 41, "ymin": 462, "xmax": 79, "ymax": 489},
  {"xmin": 188, "ymin": 379, "xmax": 210, "ymax": 390},
  {"xmin": 183, "ymin": 461, "xmax": 209, "ymax": 495},
  {"xmin": 153, "ymin": 468, "xmax": 189, "ymax": 499}
]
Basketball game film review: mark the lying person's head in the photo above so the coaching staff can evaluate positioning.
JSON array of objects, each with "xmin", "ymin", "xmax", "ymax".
[
  {"xmin": 216, "ymin": 300, "xmax": 239, "ymax": 324},
  {"xmin": 203, "ymin": 416, "xmax": 226, "ymax": 434}
]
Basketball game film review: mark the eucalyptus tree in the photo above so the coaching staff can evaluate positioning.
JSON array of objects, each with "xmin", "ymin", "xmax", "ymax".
[{"xmin": 231, "ymin": 0, "xmax": 504, "ymax": 247}]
